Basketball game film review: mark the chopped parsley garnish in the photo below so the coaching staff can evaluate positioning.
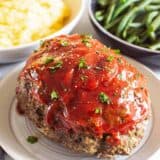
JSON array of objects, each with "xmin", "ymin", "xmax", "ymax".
[
  {"xmin": 43, "ymin": 56, "xmax": 54, "ymax": 64},
  {"xmin": 81, "ymin": 34, "xmax": 92, "ymax": 47},
  {"xmin": 106, "ymin": 55, "xmax": 114, "ymax": 62},
  {"xmin": 99, "ymin": 92, "xmax": 110, "ymax": 104},
  {"xmin": 60, "ymin": 40, "xmax": 69, "ymax": 47},
  {"xmin": 78, "ymin": 58, "xmax": 88, "ymax": 69},
  {"xmin": 95, "ymin": 108, "xmax": 102, "ymax": 114},
  {"xmin": 82, "ymin": 39, "xmax": 92, "ymax": 47},
  {"xmin": 49, "ymin": 61, "xmax": 63, "ymax": 72},
  {"xmin": 27, "ymin": 136, "xmax": 38, "ymax": 144},
  {"xmin": 81, "ymin": 34, "xmax": 93, "ymax": 39},
  {"xmin": 51, "ymin": 90, "xmax": 59, "ymax": 100},
  {"xmin": 114, "ymin": 49, "xmax": 121, "ymax": 54}
]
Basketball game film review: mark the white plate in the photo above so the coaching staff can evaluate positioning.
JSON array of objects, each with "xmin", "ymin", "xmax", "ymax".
[{"xmin": 0, "ymin": 57, "xmax": 160, "ymax": 160}]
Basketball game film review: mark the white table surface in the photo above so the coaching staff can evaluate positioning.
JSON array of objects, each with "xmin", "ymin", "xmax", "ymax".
[{"xmin": 0, "ymin": 1, "xmax": 160, "ymax": 160}]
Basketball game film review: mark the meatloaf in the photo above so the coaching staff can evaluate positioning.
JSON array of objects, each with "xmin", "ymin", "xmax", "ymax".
[{"xmin": 16, "ymin": 34, "xmax": 151, "ymax": 158}]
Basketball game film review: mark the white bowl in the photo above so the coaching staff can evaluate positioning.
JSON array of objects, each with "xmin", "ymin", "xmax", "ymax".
[{"xmin": 0, "ymin": 0, "xmax": 85, "ymax": 63}]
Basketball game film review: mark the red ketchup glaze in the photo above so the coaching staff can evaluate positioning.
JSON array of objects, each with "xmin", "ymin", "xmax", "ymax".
[{"xmin": 19, "ymin": 34, "xmax": 150, "ymax": 145}]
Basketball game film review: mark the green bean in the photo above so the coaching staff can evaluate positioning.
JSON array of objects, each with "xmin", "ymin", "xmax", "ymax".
[
  {"xmin": 151, "ymin": 0, "xmax": 160, "ymax": 4},
  {"xmin": 94, "ymin": 0, "xmax": 160, "ymax": 50},
  {"xmin": 151, "ymin": 14, "xmax": 160, "ymax": 31},
  {"xmin": 95, "ymin": 11, "xmax": 105, "ymax": 22},
  {"xmin": 120, "ymin": 0, "xmax": 127, "ymax": 3},
  {"xmin": 156, "ymin": 30, "xmax": 160, "ymax": 36},
  {"xmin": 112, "ymin": 0, "xmax": 139, "ymax": 19},
  {"xmin": 145, "ymin": 5, "xmax": 160, "ymax": 11},
  {"xmin": 97, "ymin": 0, "xmax": 109, "ymax": 7},
  {"xmin": 148, "ymin": 30, "xmax": 156, "ymax": 40},
  {"xmin": 139, "ymin": 32, "xmax": 148, "ymax": 43},
  {"xmin": 145, "ymin": 11, "xmax": 159, "ymax": 26},
  {"xmin": 105, "ymin": 16, "xmax": 122, "ymax": 29},
  {"xmin": 129, "ymin": 22, "xmax": 144, "ymax": 28},
  {"xmin": 122, "ymin": 16, "xmax": 135, "ymax": 38},
  {"xmin": 117, "ymin": 0, "xmax": 153, "ymax": 36},
  {"xmin": 116, "ymin": 10, "xmax": 136, "ymax": 36},
  {"xmin": 148, "ymin": 14, "xmax": 160, "ymax": 40},
  {"xmin": 127, "ymin": 35, "xmax": 140, "ymax": 43},
  {"xmin": 104, "ymin": 2, "xmax": 116, "ymax": 26},
  {"xmin": 130, "ymin": 28, "xmax": 146, "ymax": 44},
  {"xmin": 145, "ymin": 11, "xmax": 159, "ymax": 40},
  {"xmin": 149, "ymin": 42, "xmax": 160, "ymax": 50}
]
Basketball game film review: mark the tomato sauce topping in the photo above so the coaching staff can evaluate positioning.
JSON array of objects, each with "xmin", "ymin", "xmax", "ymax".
[{"xmin": 19, "ymin": 34, "xmax": 150, "ymax": 145}]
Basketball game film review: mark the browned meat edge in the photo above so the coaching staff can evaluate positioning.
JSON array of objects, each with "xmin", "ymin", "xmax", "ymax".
[{"xmin": 16, "ymin": 78, "xmax": 148, "ymax": 158}]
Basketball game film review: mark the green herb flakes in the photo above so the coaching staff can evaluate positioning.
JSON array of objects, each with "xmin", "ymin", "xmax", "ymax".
[
  {"xmin": 106, "ymin": 55, "xmax": 114, "ymax": 62},
  {"xmin": 114, "ymin": 49, "xmax": 121, "ymax": 54},
  {"xmin": 82, "ymin": 39, "xmax": 92, "ymax": 47},
  {"xmin": 78, "ymin": 58, "xmax": 88, "ymax": 69},
  {"xmin": 99, "ymin": 92, "xmax": 110, "ymax": 104},
  {"xmin": 81, "ymin": 34, "xmax": 92, "ymax": 47},
  {"xmin": 60, "ymin": 40, "xmax": 69, "ymax": 47},
  {"xmin": 27, "ymin": 136, "xmax": 38, "ymax": 144},
  {"xmin": 81, "ymin": 34, "xmax": 93, "ymax": 39},
  {"xmin": 51, "ymin": 90, "xmax": 59, "ymax": 100},
  {"xmin": 49, "ymin": 61, "xmax": 63, "ymax": 72},
  {"xmin": 43, "ymin": 56, "xmax": 54, "ymax": 64},
  {"xmin": 95, "ymin": 108, "xmax": 102, "ymax": 114}
]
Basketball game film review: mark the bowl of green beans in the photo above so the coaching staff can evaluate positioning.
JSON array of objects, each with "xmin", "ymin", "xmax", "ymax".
[{"xmin": 89, "ymin": 0, "xmax": 160, "ymax": 57}]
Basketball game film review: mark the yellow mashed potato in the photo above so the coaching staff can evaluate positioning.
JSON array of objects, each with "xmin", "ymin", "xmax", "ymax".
[{"xmin": 0, "ymin": 0, "xmax": 69, "ymax": 48}]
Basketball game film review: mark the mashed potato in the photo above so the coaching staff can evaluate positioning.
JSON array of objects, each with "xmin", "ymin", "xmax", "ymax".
[{"xmin": 0, "ymin": 0, "xmax": 69, "ymax": 48}]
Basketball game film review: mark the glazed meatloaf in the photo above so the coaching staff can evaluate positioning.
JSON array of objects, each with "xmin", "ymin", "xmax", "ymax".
[{"xmin": 16, "ymin": 34, "xmax": 151, "ymax": 158}]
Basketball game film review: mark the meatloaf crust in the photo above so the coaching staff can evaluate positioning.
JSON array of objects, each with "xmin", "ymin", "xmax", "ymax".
[{"xmin": 16, "ymin": 34, "xmax": 150, "ymax": 158}]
